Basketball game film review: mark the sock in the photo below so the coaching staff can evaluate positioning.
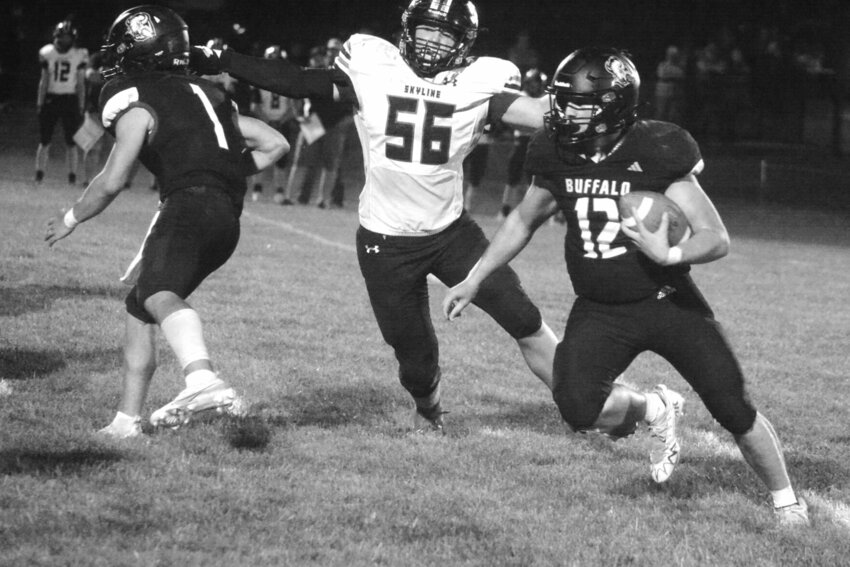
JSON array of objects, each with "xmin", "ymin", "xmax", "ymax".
[
  {"xmin": 771, "ymin": 487, "xmax": 798, "ymax": 509},
  {"xmin": 112, "ymin": 411, "xmax": 140, "ymax": 428},
  {"xmin": 185, "ymin": 369, "xmax": 220, "ymax": 390},
  {"xmin": 160, "ymin": 309, "xmax": 209, "ymax": 369},
  {"xmin": 644, "ymin": 391, "xmax": 664, "ymax": 424},
  {"xmin": 413, "ymin": 381, "xmax": 442, "ymax": 417}
]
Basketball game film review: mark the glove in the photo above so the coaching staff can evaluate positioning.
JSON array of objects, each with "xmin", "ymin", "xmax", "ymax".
[{"xmin": 189, "ymin": 45, "xmax": 223, "ymax": 75}]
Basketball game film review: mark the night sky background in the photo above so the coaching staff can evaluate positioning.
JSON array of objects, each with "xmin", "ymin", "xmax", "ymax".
[{"xmin": 2, "ymin": 0, "xmax": 849, "ymax": 101}]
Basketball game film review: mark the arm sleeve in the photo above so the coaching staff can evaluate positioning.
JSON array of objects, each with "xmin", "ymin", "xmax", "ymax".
[
  {"xmin": 487, "ymin": 92, "xmax": 522, "ymax": 125},
  {"xmin": 220, "ymin": 50, "xmax": 343, "ymax": 100}
]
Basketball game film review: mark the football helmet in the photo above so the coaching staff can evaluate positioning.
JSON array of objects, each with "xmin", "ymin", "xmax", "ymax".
[
  {"xmin": 399, "ymin": 0, "xmax": 478, "ymax": 77},
  {"xmin": 53, "ymin": 20, "xmax": 77, "ymax": 52},
  {"xmin": 101, "ymin": 5, "xmax": 190, "ymax": 80},
  {"xmin": 53, "ymin": 20, "xmax": 77, "ymax": 39},
  {"xmin": 545, "ymin": 47, "xmax": 641, "ymax": 153},
  {"xmin": 522, "ymin": 68, "xmax": 548, "ymax": 98}
]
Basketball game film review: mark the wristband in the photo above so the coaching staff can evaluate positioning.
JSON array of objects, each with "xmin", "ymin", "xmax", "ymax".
[
  {"xmin": 63, "ymin": 208, "xmax": 79, "ymax": 229},
  {"xmin": 666, "ymin": 246, "xmax": 683, "ymax": 265}
]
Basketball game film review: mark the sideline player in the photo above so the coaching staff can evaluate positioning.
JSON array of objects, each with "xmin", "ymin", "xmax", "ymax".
[
  {"xmin": 45, "ymin": 5, "xmax": 288, "ymax": 437},
  {"xmin": 190, "ymin": 0, "xmax": 558, "ymax": 433},
  {"xmin": 249, "ymin": 44, "xmax": 301, "ymax": 203},
  {"xmin": 35, "ymin": 20, "xmax": 88, "ymax": 185},
  {"xmin": 443, "ymin": 47, "xmax": 809, "ymax": 525}
]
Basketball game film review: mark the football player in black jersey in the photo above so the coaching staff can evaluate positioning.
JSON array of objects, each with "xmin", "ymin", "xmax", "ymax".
[
  {"xmin": 443, "ymin": 47, "xmax": 808, "ymax": 525},
  {"xmin": 45, "ymin": 5, "xmax": 289, "ymax": 438}
]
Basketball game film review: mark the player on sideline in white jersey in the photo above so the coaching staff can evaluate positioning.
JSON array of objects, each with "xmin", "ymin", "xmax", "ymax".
[
  {"xmin": 35, "ymin": 20, "xmax": 89, "ymax": 185},
  {"xmin": 191, "ymin": 0, "xmax": 558, "ymax": 433}
]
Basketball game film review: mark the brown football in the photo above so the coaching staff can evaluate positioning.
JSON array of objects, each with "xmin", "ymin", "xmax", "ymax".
[{"xmin": 618, "ymin": 191, "xmax": 691, "ymax": 245}]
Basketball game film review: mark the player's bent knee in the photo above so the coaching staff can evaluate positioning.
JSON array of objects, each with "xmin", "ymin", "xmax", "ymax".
[
  {"xmin": 553, "ymin": 390, "xmax": 603, "ymax": 433},
  {"xmin": 701, "ymin": 390, "xmax": 757, "ymax": 436}
]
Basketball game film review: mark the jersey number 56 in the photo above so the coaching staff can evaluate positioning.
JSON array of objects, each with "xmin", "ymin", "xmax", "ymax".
[{"xmin": 385, "ymin": 95, "xmax": 454, "ymax": 165}]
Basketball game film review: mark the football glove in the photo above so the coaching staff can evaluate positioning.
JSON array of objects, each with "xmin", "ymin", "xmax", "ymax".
[{"xmin": 189, "ymin": 45, "xmax": 224, "ymax": 75}]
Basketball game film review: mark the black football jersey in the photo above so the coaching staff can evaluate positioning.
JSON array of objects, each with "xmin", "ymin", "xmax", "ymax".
[
  {"xmin": 525, "ymin": 120, "xmax": 702, "ymax": 303},
  {"xmin": 99, "ymin": 72, "xmax": 248, "ymax": 207}
]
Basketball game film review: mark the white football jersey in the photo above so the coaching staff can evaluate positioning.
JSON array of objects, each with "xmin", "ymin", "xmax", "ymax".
[
  {"xmin": 39, "ymin": 44, "xmax": 88, "ymax": 95},
  {"xmin": 336, "ymin": 34, "xmax": 521, "ymax": 235}
]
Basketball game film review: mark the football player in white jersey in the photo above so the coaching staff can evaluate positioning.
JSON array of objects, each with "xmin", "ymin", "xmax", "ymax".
[
  {"xmin": 35, "ymin": 20, "xmax": 89, "ymax": 185},
  {"xmin": 191, "ymin": 0, "xmax": 558, "ymax": 433}
]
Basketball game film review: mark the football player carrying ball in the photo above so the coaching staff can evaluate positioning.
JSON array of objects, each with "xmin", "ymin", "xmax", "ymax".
[{"xmin": 443, "ymin": 47, "xmax": 808, "ymax": 526}]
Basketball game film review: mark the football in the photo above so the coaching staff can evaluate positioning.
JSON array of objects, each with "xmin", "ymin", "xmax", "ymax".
[{"xmin": 618, "ymin": 191, "xmax": 691, "ymax": 245}]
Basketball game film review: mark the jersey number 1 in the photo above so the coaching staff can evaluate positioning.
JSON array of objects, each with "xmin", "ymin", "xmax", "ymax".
[
  {"xmin": 190, "ymin": 84, "xmax": 229, "ymax": 150},
  {"xmin": 385, "ymin": 96, "xmax": 454, "ymax": 165}
]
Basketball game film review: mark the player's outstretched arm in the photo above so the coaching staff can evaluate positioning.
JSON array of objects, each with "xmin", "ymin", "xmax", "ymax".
[
  {"xmin": 45, "ymin": 108, "xmax": 148, "ymax": 247},
  {"xmin": 443, "ymin": 183, "xmax": 558, "ymax": 320},
  {"xmin": 620, "ymin": 173, "xmax": 730, "ymax": 266},
  {"xmin": 236, "ymin": 114, "xmax": 289, "ymax": 174},
  {"xmin": 190, "ymin": 46, "xmax": 341, "ymax": 101},
  {"xmin": 499, "ymin": 95, "xmax": 549, "ymax": 133}
]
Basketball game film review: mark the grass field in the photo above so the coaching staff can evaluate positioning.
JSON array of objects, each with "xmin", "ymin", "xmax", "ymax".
[{"xmin": 2, "ymin": 109, "xmax": 850, "ymax": 566}]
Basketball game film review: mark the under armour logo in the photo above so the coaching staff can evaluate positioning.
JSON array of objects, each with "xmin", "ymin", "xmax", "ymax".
[{"xmin": 365, "ymin": 245, "xmax": 380, "ymax": 254}]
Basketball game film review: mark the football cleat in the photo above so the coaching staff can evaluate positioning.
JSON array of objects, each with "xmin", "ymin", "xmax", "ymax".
[
  {"xmin": 98, "ymin": 417, "xmax": 142, "ymax": 439},
  {"xmin": 775, "ymin": 498, "xmax": 810, "ymax": 527},
  {"xmin": 412, "ymin": 406, "xmax": 447, "ymax": 436},
  {"xmin": 150, "ymin": 380, "xmax": 246, "ymax": 429},
  {"xmin": 647, "ymin": 384, "xmax": 684, "ymax": 483},
  {"xmin": 35, "ymin": 170, "xmax": 44, "ymax": 183},
  {"xmin": 68, "ymin": 173, "xmax": 76, "ymax": 185}
]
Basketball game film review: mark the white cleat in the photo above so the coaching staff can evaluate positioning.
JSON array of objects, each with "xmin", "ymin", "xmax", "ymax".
[
  {"xmin": 98, "ymin": 418, "xmax": 142, "ymax": 439},
  {"xmin": 775, "ymin": 497, "xmax": 810, "ymax": 527},
  {"xmin": 150, "ymin": 380, "xmax": 246, "ymax": 429},
  {"xmin": 648, "ymin": 384, "xmax": 684, "ymax": 483}
]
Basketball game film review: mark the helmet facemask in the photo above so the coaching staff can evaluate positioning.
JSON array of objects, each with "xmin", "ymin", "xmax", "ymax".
[{"xmin": 399, "ymin": 0, "xmax": 478, "ymax": 78}]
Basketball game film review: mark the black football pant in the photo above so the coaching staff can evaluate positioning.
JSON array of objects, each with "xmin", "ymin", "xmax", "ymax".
[
  {"xmin": 39, "ymin": 94, "xmax": 82, "ymax": 146},
  {"xmin": 553, "ymin": 275, "xmax": 758, "ymax": 435},
  {"xmin": 357, "ymin": 212, "xmax": 542, "ymax": 401},
  {"xmin": 125, "ymin": 185, "xmax": 241, "ymax": 324}
]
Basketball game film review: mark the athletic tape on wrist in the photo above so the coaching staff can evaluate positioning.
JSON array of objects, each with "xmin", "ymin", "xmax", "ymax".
[
  {"xmin": 63, "ymin": 208, "xmax": 79, "ymax": 229},
  {"xmin": 666, "ymin": 246, "xmax": 683, "ymax": 265}
]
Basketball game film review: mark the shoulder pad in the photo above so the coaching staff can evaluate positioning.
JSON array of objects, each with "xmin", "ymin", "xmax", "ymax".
[
  {"xmin": 100, "ymin": 84, "xmax": 141, "ymax": 128},
  {"xmin": 643, "ymin": 120, "xmax": 702, "ymax": 177},
  {"xmin": 467, "ymin": 57, "xmax": 521, "ymax": 91}
]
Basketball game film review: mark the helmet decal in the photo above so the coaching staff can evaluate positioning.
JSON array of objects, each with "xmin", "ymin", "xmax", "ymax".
[
  {"xmin": 605, "ymin": 56, "xmax": 637, "ymax": 89},
  {"xmin": 125, "ymin": 13, "xmax": 156, "ymax": 44}
]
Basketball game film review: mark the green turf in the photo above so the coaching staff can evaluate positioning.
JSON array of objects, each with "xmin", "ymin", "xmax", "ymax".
[{"xmin": 1, "ymin": 130, "xmax": 849, "ymax": 565}]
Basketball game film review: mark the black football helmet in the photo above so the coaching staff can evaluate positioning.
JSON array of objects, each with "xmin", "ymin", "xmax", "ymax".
[
  {"xmin": 545, "ymin": 47, "xmax": 641, "ymax": 154},
  {"xmin": 53, "ymin": 20, "xmax": 78, "ymax": 39},
  {"xmin": 53, "ymin": 20, "xmax": 77, "ymax": 52},
  {"xmin": 101, "ymin": 5, "xmax": 190, "ymax": 80},
  {"xmin": 522, "ymin": 68, "xmax": 548, "ymax": 97},
  {"xmin": 399, "ymin": 0, "xmax": 478, "ymax": 77}
]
